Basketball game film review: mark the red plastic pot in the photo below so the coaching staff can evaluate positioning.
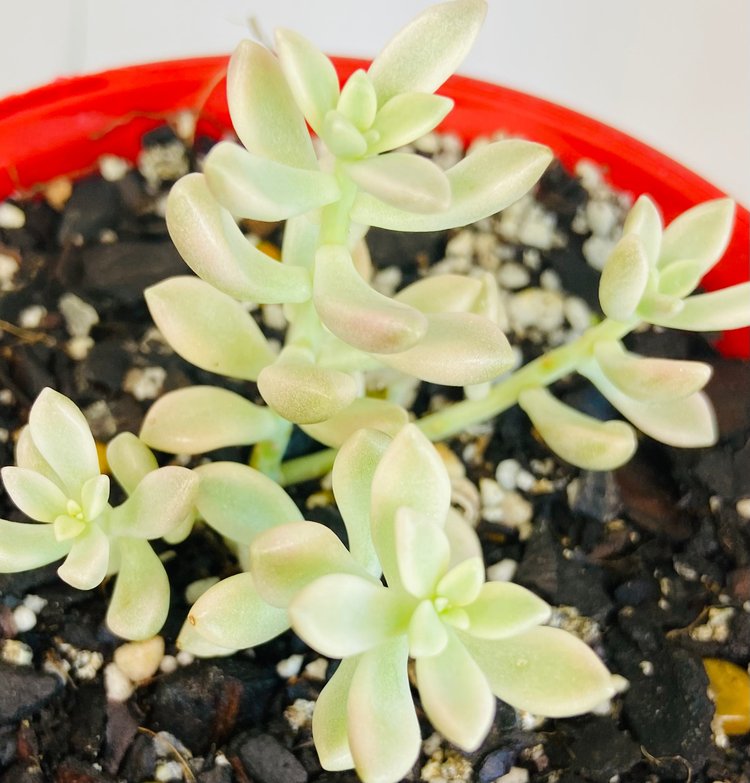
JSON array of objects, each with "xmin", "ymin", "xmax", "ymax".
[{"xmin": 1, "ymin": 56, "xmax": 747, "ymax": 356}]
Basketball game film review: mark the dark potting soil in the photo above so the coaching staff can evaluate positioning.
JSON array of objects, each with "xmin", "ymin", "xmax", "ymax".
[{"xmin": 1, "ymin": 126, "xmax": 749, "ymax": 783}]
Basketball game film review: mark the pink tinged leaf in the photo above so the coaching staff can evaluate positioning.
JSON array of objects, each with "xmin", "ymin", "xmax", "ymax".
[
  {"xmin": 377, "ymin": 312, "xmax": 514, "ymax": 385},
  {"xmin": 649, "ymin": 283, "xmax": 750, "ymax": 332},
  {"xmin": 1, "ymin": 466, "xmax": 68, "ymax": 522},
  {"xmin": 166, "ymin": 174, "xmax": 311, "ymax": 304},
  {"xmin": 250, "ymin": 521, "xmax": 376, "ymax": 608},
  {"xmin": 347, "ymin": 636, "xmax": 420, "ymax": 783},
  {"xmin": 313, "ymin": 244, "xmax": 427, "ymax": 354},
  {"xmin": 187, "ymin": 572, "xmax": 290, "ymax": 650},
  {"xmin": 28, "ymin": 388, "xmax": 99, "ymax": 498},
  {"xmin": 416, "ymin": 631, "xmax": 494, "ymax": 751},
  {"xmin": 368, "ymin": 0, "xmax": 487, "ymax": 104},
  {"xmin": 145, "ymin": 277, "xmax": 276, "ymax": 381},
  {"xmin": 460, "ymin": 626, "xmax": 618, "ymax": 717},
  {"xmin": 518, "ymin": 387, "xmax": 638, "ymax": 471},
  {"xmin": 57, "ymin": 523, "xmax": 110, "ymax": 591},
  {"xmin": 598, "ymin": 233, "xmax": 650, "ymax": 321},
  {"xmin": 313, "ymin": 656, "xmax": 359, "ymax": 772},
  {"xmin": 0, "ymin": 518, "xmax": 70, "ymax": 572},
  {"xmin": 204, "ymin": 142, "xmax": 339, "ymax": 221},
  {"xmin": 226, "ymin": 40, "xmax": 316, "ymax": 169},
  {"xmin": 301, "ymin": 398, "xmax": 409, "ymax": 449},
  {"xmin": 395, "ymin": 273, "xmax": 485, "ymax": 314},
  {"xmin": 463, "ymin": 582, "xmax": 551, "ymax": 639},
  {"xmin": 139, "ymin": 386, "xmax": 279, "ymax": 455},
  {"xmin": 194, "ymin": 461, "xmax": 302, "ymax": 545}
]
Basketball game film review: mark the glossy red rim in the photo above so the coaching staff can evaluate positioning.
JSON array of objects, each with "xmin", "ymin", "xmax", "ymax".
[{"xmin": 1, "ymin": 55, "xmax": 747, "ymax": 356}]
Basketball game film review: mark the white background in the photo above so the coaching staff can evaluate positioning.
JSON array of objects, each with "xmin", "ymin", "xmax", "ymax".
[{"xmin": 3, "ymin": 0, "xmax": 749, "ymax": 206}]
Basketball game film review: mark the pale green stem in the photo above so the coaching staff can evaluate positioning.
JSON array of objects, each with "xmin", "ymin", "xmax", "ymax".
[{"xmin": 250, "ymin": 418, "xmax": 294, "ymax": 482}]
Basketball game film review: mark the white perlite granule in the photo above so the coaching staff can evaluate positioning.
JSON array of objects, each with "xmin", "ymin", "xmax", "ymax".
[
  {"xmin": 124, "ymin": 366, "xmax": 167, "ymax": 401},
  {"xmin": 59, "ymin": 292, "xmax": 99, "ymax": 338},
  {"xmin": 0, "ymin": 202, "xmax": 25, "ymax": 229}
]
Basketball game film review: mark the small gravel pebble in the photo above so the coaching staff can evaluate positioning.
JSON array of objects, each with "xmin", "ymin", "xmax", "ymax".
[
  {"xmin": 11, "ymin": 605, "xmax": 37, "ymax": 633},
  {"xmin": 104, "ymin": 662, "xmax": 135, "ymax": 702},
  {"xmin": 0, "ymin": 202, "xmax": 25, "ymax": 229},
  {"xmin": 59, "ymin": 292, "xmax": 100, "ymax": 338},
  {"xmin": 276, "ymin": 653, "xmax": 304, "ymax": 679},
  {"xmin": 18, "ymin": 304, "xmax": 47, "ymax": 329},
  {"xmin": 486, "ymin": 559, "xmax": 518, "ymax": 582},
  {"xmin": 114, "ymin": 636, "xmax": 165, "ymax": 683},
  {"xmin": 0, "ymin": 253, "xmax": 19, "ymax": 289}
]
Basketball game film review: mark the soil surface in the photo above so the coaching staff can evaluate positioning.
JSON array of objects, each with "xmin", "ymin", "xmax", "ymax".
[{"xmin": 1, "ymin": 127, "xmax": 749, "ymax": 783}]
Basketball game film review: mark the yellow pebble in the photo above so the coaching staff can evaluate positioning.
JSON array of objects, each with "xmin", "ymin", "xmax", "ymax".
[
  {"xmin": 96, "ymin": 441, "xmax": 109, "ymax": 474},
  {"xmin": 703, "ymin": 657, "xmax": 750, "ymax": 735},
  {"xmin": 256, "ymin": 240, "xmax": 281, "ymax": 260}
]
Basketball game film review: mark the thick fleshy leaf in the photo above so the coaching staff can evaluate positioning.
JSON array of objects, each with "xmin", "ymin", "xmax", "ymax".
[
  {"xmin": 28, "ymin": 388, "xmax": 99, "ymax": 498},
  {"xmin": 331, "ymin": 428, "xmax": 390, "ymax": 577},
  {"xmin": 176, "ymin": 619, "xmax": 239, "ymax": 658},
  {"xmin": 166, "ymin": 174, "xmax": 311, "ymax": 303},
  {"xmin": 368, "ymin": 0, "xmax": 487, "ymax": 104},
  {"xmin": 106, "ymin": 538, "xmax": 170, "ymax": 640},
  {"xmin": 194, "ymin": 462, "xmax": 302, "ymax": 545},
  {"xmin": 408, "ymin": 600, "xmax": 449, "ymax": 658},
  {"xmin": 370, "ymin": 425, "xmax": 451, "ymax": 587},
  {"xmin": 650, "ymin": 283, "xmax": 750, "ymax": 332},
  {"xmin": 140, "ymin": 386, "xmax": 279, "ymax": 455},
  {"xmin": 344, "ymin": 153, "xmax": 450, "ymax": 214},
  {"xmin": 320, "ymin": 110, "xmax": 368, "ymax": 158},
  {"xmin": 313, "ymin": 656, "xmax": 358, "ymax": 772},
  {"xmin": 599, "ymin": 233, "xmax": 650, "ymax": 321},
  {"xmin": 464, "ymin": 582, "xmax": 550, "ymax": 639},
  {"xmin": 395, "ymin": 274, "xmax": 485, "ymax": 314},
  {"xmin": 582, "ymin": 363, "xmax": 717, "ymax": 448},
  {"xmin": 250, "ymin": 521, "xmax": 375, "ymax": 608},
  {"xmin": 416, "ymin": 631, "xmax": 494, "ymax": 751},
  {"xmin": 187, "ymin": 572, "xmax": 289, "ymax": 649},
  {"xmin": 347, "ymin": 637, "xmax": 420, "ymax": 783},
  {"xmin": 145, "ymin": 277, "xmax": 275, "ymax": 381},
  {"xmin": 80, "ymin": 475, "xmax": 110, "ymax": 521},
  {"xmin": 15, "ymin": 426, "xmax": 61, "ymax": 488},
  {"xmin": 301, "ymin": 398, "xmax": 408, "ymax": 449},
  {"xmin": 109, "ymin": 467, "xmax": 198, "ymax": 539},
  {"xmin": 657, "ymin": 258, "xmax": 703, "ymax": 298},
  {"xmin": 106, "ymin": 433, "xmax": 159, "ymax": 496},
  {"xmin": 622, "ymin": 195, "xmax": 662, "ymax": 264},
  {"xmin": 444, "ymin": 508, "xmax": 483, "ymax": 568},
  {"xmin": 593, "ymin": 340, "xmax": 712, "ymax": 402},
  {"xmin": 461, "ymin": 626, "xmax": 617, "ymax": 717},
  {"xmin": 257, "ymin": 351, "xmax": 358, "ymax": 425},
  {"xmin": 659, "ymin": 198, "xmax": 735, "ymax": 275},
  {"xmin": 290, "ymin": 574, "xmax": 412, "ymax": 658},
  {"xmin": 377, "ymin": 311, "xmax": 514, "ymax": 385},
  {"xmin": 227, "ymin": 40, "xmax": 316, "ymax": 168},
  {"xmin": 351, "ymin": 140, "xmax": 552, "ymax": 231},
  {"xmin": 436, "ymin": 557, "xmax": 484, "ymax": 607},
  {"xmin": 204, "ymin": 142, "xmax": 339, "ymax": 221},
  {"xmin": 57, "ymin": 523, "xmax": 110, "ymax": 590},
  {"xmin": 0, "ymin": 519, "xmax": 70, "ymax": 572},
  {"xmin": 281, "ymin": 213, "xmax": 319, "ymax": 270},
  {"xmin": 275, "ymin": 28, "xmax": 340, "ymax": 136},
  {"xmin": 518, "ymin": 387, "xmax": 637, "ymax": 470},
  {"xmin": 1, "ymin": 466, "xmax": 68, "ymax": 522},
  {"xmin": 369, "ymin": 92, "xmax": 453, "ymax": 154},
  {"xmin": 394, "ymin": 507, "xmax": 450, "ymax": 599},
  {"xmin": 337, "ymin": 69, "xmax": 378, "ymax": 131},
  {"xmin": 313, "ymin": 244, "xmax": 427, "ymax": 354}
]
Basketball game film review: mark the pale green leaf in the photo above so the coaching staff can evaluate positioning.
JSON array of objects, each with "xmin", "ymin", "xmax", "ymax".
[
  {"xmin": 347, "ymin": 636, "xmax": 420, "ymax": 783},
  {"xmin": 369, "ymin": 93, "xmax": 453, "ymax": 154},
  {"xmin": 344, "ymin": 153, "xmax": 450, "ymax": 214},
  {"xmin": 187, "ymin": 572, "xmax": 290, "ymax": 649},
  {"xmin": 140, "ymin": 386, "xmax": 279, "ymax": 455},
  {"xmin": 194, "ymin": 461, "xmax": 302, "ymax": 545},
  {"xmin": 659, "ymin": 198, "xmax": 735, "ymax": 275},
  {"xmin": 204, "ymin": 141, "xmax": 339, "ymax": 221},
  {"xmin": 337, "ymin": 69, "xmax": 378, "ymax": 131},
  {"xmin": 599, "ymin": 233, "xmax": 650, "ymax": 321},
  {"xmin": 109, "ymin": 467, "xmax": 198, "ymax": 539},
  {"xmin": 657, "ymin": 258, "xmax": 703, "ymax": 298},
  {"xmin": 57, "ymin": 523, "xmax": 110, "ymax": 590},
  {"xmin": 394, "ymin": 507, "xmax": 450, "ymax": 599},
  {"xmin": 331, "ymin": 428, "xmax": 390, "ymax": 577},
  {"xmin": 377, "ymin": 311, "xmax": 514, "ymax": 385},
  {"xmin": 320, "ymin": 110, "xmax": 368, "ymax": 158},
  {"xmin": 166, "ymin": 174, "xmax": 311, "ymax": 304},
  {"xmin": 145, "ymin": 277, "xmax": 275, "ymax": 381},
  {"xmin": 0, "ymin": 519, "xmax": 70, "ymax": 572},
  {"xmin": 289, "ymin": 574, "xmax": 412, "ymax": 658},
  {"xmin": 275, "ymin": 28, "xmax": 340, "ymax": 136},
  {"xmin": 461, "ymin": 626, "xmax": 617, "ymax": 716},
  {"xmin": 395, "ymin": 273, "xmax": 485, "ymax": 314},
  {"xmin": 636, "ymin": 291, "xmax": 684, "ymax": 323},
  {"xmin": 368, "ymin": 0, "xmax": 487, "ymax": 104},
  {"xmin": 176, "ymin": 618, "xmax": 239, "ymax": 658},
  {"xmin": 408, "ymin": 600, "xmax": 448, "ymax": 658},
  {"xmin": 106, "ymin": 433, "xmax": 159, "ymax": 496},
  {"xmin": 649, "ymin": 283, "xmax": 750, "ymax": 332},
  {"xmin": 281, "ymin": 213, "xmax": 319, "ymax": 270},
  {"xmin": 1, "ymin": 466, "xmax": 68, "ymax": 523},
  {"xmin": 29, "ymin": 388, "xmax": 99, "ymax": 498},
  {"xmin": 518, "ymin": 387, "xmax": 637, "ymax": 470},
  {"xmin": 15, "ymin": 426, "xmax": 62, "ymax": 488},
  {"xmin": 313, "ymin": 244, "xmax": 427, "ymax": 354},
  {"xmin": 622, "ymin": 194, "xmax": 662, "ymax": 264},
  {"xmin": 106, "ymin": 538, "xmax": 170, "ymax": 640},
  {"xmin": 436, "ymin": 557, "xmax": 484, "ymax": 607},
  {"xmin": 301, "ymin": 398, "xmax": 408, "ymax": 449},
  {"xmin": 444, "ymin": 508, "xmax": 483, "ymax": 568},
  {"xmin": 416, "ymin": 631, "xmax": 494, "ymax": 751},
  {"xmin": 312, "ymin": 656, "xmax": 358, "ymax": 772},
  {"xmin": 464, "ymin": 582, "xmax": 550, "ymax": 639},
  {"xmin": 250, "ymin": 521, "xmax": 375, "ymax": 608},
  {"xmin": 163, "ymin": 512, "xmax": 195, "ymax": 545},
  {"xmin": 593, "ymin": 340, "xmax": 712, "ymax": 402},
  {"xmin": 227, "ymin": 40, "xmax": 316, "ymax": 168},
  {"xmin": 80, "ymin": 475, "xmax": 110, "ymax": 521},
  {"xmin": 351, "ymin": 140, "xmax": 552, "ymax": 231}
]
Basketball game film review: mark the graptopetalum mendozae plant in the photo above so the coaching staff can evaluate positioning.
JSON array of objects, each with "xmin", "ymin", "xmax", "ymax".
[{"xmin": 1, "ymin": 0, "xmax": 749, "ymax": 781}]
